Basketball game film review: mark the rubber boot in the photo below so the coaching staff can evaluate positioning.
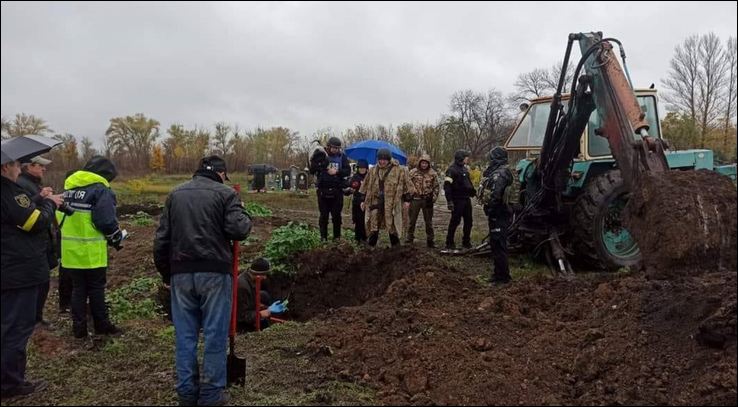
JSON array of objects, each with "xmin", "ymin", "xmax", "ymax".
[
  {"xmin": 389, "ymin": 234, "xmax": 400, "ymax": 247},
  {"xmin": 368, "ymin": 232, "xmax": 379, "ymax": 247}
]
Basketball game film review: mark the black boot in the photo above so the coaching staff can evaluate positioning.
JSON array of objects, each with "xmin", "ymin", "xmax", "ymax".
[
  {"xmin": 95, "ymin": 321, "xmax": 123, "ymax": 336},
  {"xmin": 368, "ymin": 232, "xmax": 379, "ymax": 247},
  {"xmin": 73, "ymin": 323, "xmax": 88, "ymax": 339},
  {"xmin": 389, "ymin": 234, "xmax": 400, "ymax": 247}
]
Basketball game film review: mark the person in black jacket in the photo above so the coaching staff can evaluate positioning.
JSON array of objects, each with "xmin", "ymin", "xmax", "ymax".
[
  {"xmin": 1, "ymin": 159, "xmax": 63, "ymax": 399},
  {"xmin": 444, "ymin": 150, "xmax": 476, "ymax": 249},
  {"xmin": 16, "ymin": 156, "xmax": 58, "ymax": 328},
  {"xmin": 347, "ymin": 159, "xmax": 368, "ymax": 244},
  {"xmin": 309, "ymin": 137, "xmax": 350, "ymax": 241},
  {"xmin": 482, "ymin": 147, "xmax": 513, "ymax": 285},
  {"xmin": 154, "ymin": 155, "xmax": 252, "ymax": 407}
]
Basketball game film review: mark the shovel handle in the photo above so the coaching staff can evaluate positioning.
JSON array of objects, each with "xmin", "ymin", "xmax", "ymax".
[{"xmin": 229, "ymin": 184, "xmax": 241, "ymax": 338}]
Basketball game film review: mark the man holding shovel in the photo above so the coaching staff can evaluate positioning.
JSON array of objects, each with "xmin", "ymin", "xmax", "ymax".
[{"xmin": 154, "ymin": 156, "xmax": 252, "ymax": 406}]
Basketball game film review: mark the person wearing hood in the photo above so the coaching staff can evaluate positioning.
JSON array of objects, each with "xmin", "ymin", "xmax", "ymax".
[
  {"xmin": 154, "ymin": 155, "xmax": 252, "ymax": 406},
  {"xmin": 481, "ymin": 147, "xmax": 513, "ymax": 285},
  {"xmin": 359, "ymin": 148, "xmax": 415, "ymax": 247},
  {"xmin": 444, "ymin": 150, "xmax": 476, "ymax": 250},
  {"xmin": 347, "ymin": 159, "xmax": 369, "ymax": 244},
  {"xmin": 58, "ymin": 155, "xmax": 124, "ymax": 339},
  {"xmin": 406, "ymin": 154, "xmax": 440, "ymax": 247}
]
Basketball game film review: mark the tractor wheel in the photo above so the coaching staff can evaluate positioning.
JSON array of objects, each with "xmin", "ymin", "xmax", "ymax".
[{"xmin": 571, "ymin": 170, "xmax": 641, "ymax": 271}]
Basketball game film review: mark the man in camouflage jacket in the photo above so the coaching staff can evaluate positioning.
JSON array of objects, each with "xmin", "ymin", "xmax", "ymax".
[
  {"xmin": 406, "ymin": 154, "xmax": 440, "ymax": 247},
  {"xmin": 359, "ymin": 148, "xmax": 415, "ymax": 247}
]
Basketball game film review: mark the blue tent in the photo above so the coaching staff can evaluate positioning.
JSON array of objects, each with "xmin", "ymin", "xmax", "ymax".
[{"xmin": 344, "ymin": 140, "xmax": 407, "ymax": 165}]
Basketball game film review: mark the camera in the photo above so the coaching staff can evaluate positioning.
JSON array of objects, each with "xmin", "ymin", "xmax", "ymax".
[{"xmin": 58, "ymin": 201, "xmax": 76, "ymax": 216}]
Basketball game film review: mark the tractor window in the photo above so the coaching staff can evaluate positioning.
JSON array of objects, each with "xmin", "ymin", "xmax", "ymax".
[
  {"xmin": 508, "ymin": 102, "xmax": 563, "ymax": 147},
  {"xmin": 588, "ymin": 95, "xmax": 660, "ymax": 157}
]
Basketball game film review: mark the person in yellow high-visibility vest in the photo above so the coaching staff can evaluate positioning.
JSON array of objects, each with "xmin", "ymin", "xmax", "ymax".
[{"xmin": 58, "ymin": 156, "xmax": 125, "ymax": 339}]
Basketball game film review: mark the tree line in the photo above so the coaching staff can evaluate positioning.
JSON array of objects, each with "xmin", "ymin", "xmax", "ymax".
[{"xmin": 2, "ymin": 32, "xmax": 735, "ymax": 174}]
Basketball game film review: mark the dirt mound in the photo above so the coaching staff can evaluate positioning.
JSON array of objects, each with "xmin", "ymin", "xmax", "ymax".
[
  {"xmin": 268, "ymin": 244, "xmax": 443, "ymax": 321},
  {"xmin": 626, "ymin": 170, "xmax": 737, "ymax": 277},
  {"xmin": 298, "ymin": 247, "xmax": 737, "ymax": 405}
]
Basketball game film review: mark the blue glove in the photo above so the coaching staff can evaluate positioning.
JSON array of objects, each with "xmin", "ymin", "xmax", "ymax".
[{"xmin": 267, "ymin": 300, "xmax": 287, "ymax": 314}]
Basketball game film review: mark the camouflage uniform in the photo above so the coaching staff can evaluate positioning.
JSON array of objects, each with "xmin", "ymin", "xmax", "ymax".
[
  {"xmin": 359, "ymin": 159, "xmax": 415, "ymax": 240},
  {"xmin": 406, "ymin": 154, "xmax": 439, "ymax": 245}
]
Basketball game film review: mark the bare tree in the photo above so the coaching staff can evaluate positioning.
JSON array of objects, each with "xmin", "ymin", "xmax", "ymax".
[
  {"xmin": 514, "ymin": 68, "xmax": 549, "ymax": 101},
  {"xmin": 447, "ymin": 89, "xmax": 513, "ymax": 160},
  {"xmin": 723, "ymin": 36, "xmax": 737, "ymax": 152},
  {"xmin": 696, "ymin": 33, "xmax": 728, "ymax": 148},
  {"xmin": 662, "ymin": 35, "xmax": 701, "ymax": 121},
  {"xmin": 542, "ymin": 61, "xmax": 575, "ymax": 94}
]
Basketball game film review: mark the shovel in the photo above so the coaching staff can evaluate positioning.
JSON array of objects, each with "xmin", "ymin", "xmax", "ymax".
[{"xmin": 227, "ymin": 184, "xmax": 246, "ymax": 386}]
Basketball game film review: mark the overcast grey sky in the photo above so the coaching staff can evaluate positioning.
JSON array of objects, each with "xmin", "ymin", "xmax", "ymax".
[{"xmin": 2, "ymin": 1, "xmax": 736, "ymax": 147}]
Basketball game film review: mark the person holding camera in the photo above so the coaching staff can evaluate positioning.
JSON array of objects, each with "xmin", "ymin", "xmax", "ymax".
[
  {"xmin": 15, "ymin": 156, "xmax": 59, "ymax": 329},
  {"xmin": 58, "ymin": 156, "xmax": 125, "ymax": 339},
  {"xmin": 2, "ymin": 158, "xmax": 63, "ymax": 399},
  {"xmin": 308, "ymin": 137, "xmax": 350, "ymax": 241},
  {"xmin": 406, "ymin": 154, "xmax": 440, "ymax": 248},
  {"xmin": 359, "ymin": 148, "xmax": 415, "ymax": 247}
]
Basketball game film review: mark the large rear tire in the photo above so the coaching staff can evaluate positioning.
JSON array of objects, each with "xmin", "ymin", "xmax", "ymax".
[{"xmin": 571, "ymin": 170, "xmax": 641, "ymax": 271}]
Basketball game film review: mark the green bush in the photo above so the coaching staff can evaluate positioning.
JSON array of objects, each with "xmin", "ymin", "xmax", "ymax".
[
  {"xmin": 244, "ymin": 201, "xmax": 273, "ymax": 217},
  {"xmin": 264, "ymin": 222, "xmax": 322, "ymax": 275},
  {"xmin": 107, "ymin": 277, "xmax": 162, "ymax": 322},
  {"xmin": 132, "ymin": 211, "xmax": 154, "ymax": 227}
]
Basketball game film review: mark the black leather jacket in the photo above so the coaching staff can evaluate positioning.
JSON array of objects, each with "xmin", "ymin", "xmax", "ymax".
[{"xmin": 154, "ymin": 170, "xmax": 252, "ymax": 284}]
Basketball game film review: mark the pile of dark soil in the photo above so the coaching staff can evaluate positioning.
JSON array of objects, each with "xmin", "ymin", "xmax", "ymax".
[
  {"xmin": 291, "ymin": 247, "xmax": 736, "ymax": 405},
  {"xmin": 626, "ymin": 170, "xmax": 737, "ymax": 276}
]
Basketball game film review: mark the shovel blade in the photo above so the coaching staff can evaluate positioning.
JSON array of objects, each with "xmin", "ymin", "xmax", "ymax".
[{"xmin": 227, "ymin": 354, "xmax": 246, "ymax": 386}]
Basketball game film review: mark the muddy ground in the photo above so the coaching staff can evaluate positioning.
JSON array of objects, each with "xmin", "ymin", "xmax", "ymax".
[
  {"xmin": 7, "ymin": 181, "xmax": 737, "ymax": 406},
  {"xmin": 296, "ymin": 246, "xmax": 736, "ymax": 405}
]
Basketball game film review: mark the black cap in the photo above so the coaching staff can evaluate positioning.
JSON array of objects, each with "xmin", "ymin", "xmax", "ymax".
[
  {"xmin": 249, "ymin": 257, "xmax": 271, "ymax": 274},
  {"xmin": 488, "ymin": 146, "xmax": 508, "ymax": 162},
  {"xmin": 83, "ymin": 156, "xmax": 118, "ymax": 182},
  {"xmin": 377, "ymin": 148, "xmax": 391, "ymax": 161},
  {"xmin": 454, "ymin": 149, "xmax": 470, "ymax": 163},
  {"xmin": 357, "ymin": 159, "xmax": 369, "ymax": 169},
  {"xmin": 327, "ymin": 137, "xmax": 342, "ymax": 148},
  {"xmin": 200, "ymin": 155, "xmax": 230, "ymax": 181}
]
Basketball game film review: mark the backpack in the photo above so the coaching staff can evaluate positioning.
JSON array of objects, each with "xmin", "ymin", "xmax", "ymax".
[{"xmin": 476, "ymin": 167, "xmax": 517, "ymax": 207}]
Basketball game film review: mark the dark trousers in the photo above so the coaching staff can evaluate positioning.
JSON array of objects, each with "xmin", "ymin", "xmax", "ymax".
[
  {"xmin": 351, "ymin": 200, "xmax": 367, "ymax": 242},
  {"xmin": 70, "ymin": 267, "xmax": 111, "ymax": 333},
  {"xmin": 35, "ymin": 280, "xmax": 49, "ymax": 323},
  {"xmin": 487, "ymin": 207, "xmax": 511, "ymax": 282},
  {"xmin": 58, "ymin": 266, "xmax": 73, "ymax": 311},
  {"xmin": 1, "ymin": 285, "xmax": 39, "ymax": 393},
  {"xmin": 317, "ymin": 189, "xmax": 344, "ymax": 240},
  {"xmin": 407, "ymin": 199, "xmax": 434, "ymax": 242},
  {"xmin": 446, "ymin": 197, "xmax": 473, "ymax": 246}
]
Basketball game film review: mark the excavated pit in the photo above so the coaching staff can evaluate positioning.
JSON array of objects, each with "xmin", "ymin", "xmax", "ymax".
[{"xmin": 266, "ymin": 244, "xmax": 436, "ymax": 321}]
